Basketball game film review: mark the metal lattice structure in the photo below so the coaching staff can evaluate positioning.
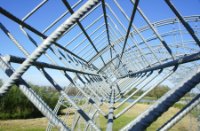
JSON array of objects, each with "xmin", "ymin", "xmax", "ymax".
[{"xmin": 0, "ymin": 0, "xmax": 200, "ymax": 130}]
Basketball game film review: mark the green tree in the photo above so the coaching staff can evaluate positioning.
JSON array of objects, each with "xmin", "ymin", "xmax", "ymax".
[
  {"xmin": 0, "ymin": 80, "xmax": 65, "ymax": 119},
  {"xmin": 147, "ymin": 85, "xmax": 170, "ymax": 99},
  {"xmin": 126, "ymin": 88, "xmax": 144, "ymax": 98}
]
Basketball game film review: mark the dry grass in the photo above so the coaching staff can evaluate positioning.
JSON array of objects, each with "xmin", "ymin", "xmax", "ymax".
[
  {"xmin": 0, "ymin": 117, "xmax": 48, "ymax": 131},
  {"xmin": 148, "ymin": 106, "xmax": 198, "ymax": 131},
  {"xmin": 0, "ymin": 103, "xmax": 198, "ymax": 131},
  {"xmin": 100, "ymin": 103, "xmax": 198, "ymax": 131}
]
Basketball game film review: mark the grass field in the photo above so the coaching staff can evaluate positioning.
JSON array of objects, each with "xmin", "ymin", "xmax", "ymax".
[{"xmin": 0, "ymin": 103, "xmax": 198, "ymax": 131}]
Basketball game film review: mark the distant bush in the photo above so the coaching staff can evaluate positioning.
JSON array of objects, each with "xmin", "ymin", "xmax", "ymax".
[
  {"xmin": 126, "ymin": 88, "xmax": 144, "ymax": 97},
  {"xmin": 126, "ymin": 85, "xmax": 170, "ymax": 99},
  {"xmin": 67, "ymin": 87, "xmax": 79, "ymax": 96},
  {"xmin": 173, "ymin": 103, "xmax": 185, "ymax": 109},
  {"xmin": 147, "ymin": 85, "xmax": 170, "ymax": 99},
  {"xmin": 0, "ymin": 80, "xmax": 65, "ymax": 119}
]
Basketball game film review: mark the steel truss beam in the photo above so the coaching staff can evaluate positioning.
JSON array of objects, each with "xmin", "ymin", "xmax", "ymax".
[
  {"xmin": 158, "ymin": 93, "xmax": 200, "ymax": 131},
  {"xmin": 119, "ymin": 52, "xmax": 200, "ymax": 78},
  {"xmin": 0, "ymin": 1, "xmax": 200, "ymax": 131},
  {"xmin": 3, "ymin": 55, "xmax": 98, "ymax": 76},
  {"xmin": 0, "ymin": 57, "xmax": 70, "ymax": 130},
  {"xmin": 122, "ymin": 67, "xmax": 200, "ymax": 130}
]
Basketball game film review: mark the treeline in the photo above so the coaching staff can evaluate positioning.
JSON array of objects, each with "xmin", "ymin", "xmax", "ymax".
[
  {"xmin": 0, "ymin": 80, "xmax": 64, "ymax": 119},
  {"xmin": 126, "ymin": 85, "xmax": 170, "ymax": 99}
]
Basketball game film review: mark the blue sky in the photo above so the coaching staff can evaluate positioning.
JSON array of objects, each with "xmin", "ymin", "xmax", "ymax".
[{"xmin": 0, "ymin": 0, "xmax": 199, "ymax": 87}]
